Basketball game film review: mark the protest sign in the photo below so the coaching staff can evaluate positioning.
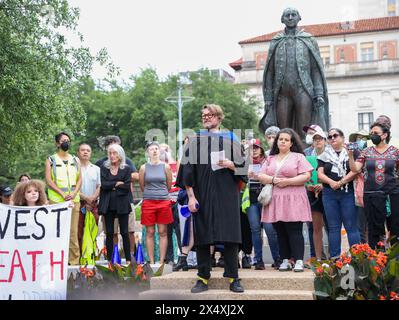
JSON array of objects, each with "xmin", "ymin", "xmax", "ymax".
[{"xmin": 0, "ymin": 202, "xmax": 71, "ymax": 300}]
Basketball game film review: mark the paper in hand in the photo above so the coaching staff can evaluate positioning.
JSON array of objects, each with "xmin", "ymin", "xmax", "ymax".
[{"xmin": 210, "ymin": 150, "xmax": 226, "ymax": 171}]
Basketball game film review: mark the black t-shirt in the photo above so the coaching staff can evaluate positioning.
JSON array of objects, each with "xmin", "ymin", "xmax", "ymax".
[
  {"xmin": 317, "ymin": 150, "xmax": 359, "ymax": 190},
  {"xmin": 356, "ymin": 146, "xmax": 399, "ymax": 194}
]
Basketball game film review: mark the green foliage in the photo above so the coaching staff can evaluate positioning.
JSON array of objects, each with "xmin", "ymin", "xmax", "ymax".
[
  {"xmin": 79, "ymin": 68, "xmax": 260, "ymax": 169},
  {"xmin": 66, "ymin": 262, "xmax": 166, "ymax": 299},
  {"xmin": 1, "ymin": 21, "xmax": 260, "ymax": 184},
  {"xmin": 312, "ymin": 242, "xmax": 399, "ymax": 300},
  {"xmin": 0, "ymin": 0, "xmax": 115, "ymax": 182}
]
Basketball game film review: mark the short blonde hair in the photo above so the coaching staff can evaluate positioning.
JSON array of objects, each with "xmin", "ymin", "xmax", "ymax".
[{"xmin": 202, "ymin": 104, "xmax": 225, "ymax": 121}]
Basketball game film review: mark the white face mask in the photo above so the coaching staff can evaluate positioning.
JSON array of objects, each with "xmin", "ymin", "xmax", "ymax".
[{"xmin": 305, "ymin": 134, "xmax": 313, "ymax": 145}]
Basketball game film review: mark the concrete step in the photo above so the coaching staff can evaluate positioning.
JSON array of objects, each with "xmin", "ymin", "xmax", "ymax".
[
  {"xmin": 150, "ymin": 268, "xmax": 314, "ymax": 291},
  {"xmin": 139, "ymin": 289, "xmax": 314, "ymax": 300}
]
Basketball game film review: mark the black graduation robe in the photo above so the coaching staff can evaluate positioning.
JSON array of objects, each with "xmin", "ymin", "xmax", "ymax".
[{"xmin": 176, "ymin": 131, "xmax": 246, "ymax": 246}]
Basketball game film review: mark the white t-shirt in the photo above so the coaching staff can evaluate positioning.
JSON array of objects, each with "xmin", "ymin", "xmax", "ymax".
[{"xmin": 80, "ymin": 163, "xmax": 101, "ymax": 197}]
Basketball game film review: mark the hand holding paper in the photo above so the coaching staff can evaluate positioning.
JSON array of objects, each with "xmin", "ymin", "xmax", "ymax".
[{"xmin": 210, "ymin": 150, "xmax": 225, "ymax": 171}]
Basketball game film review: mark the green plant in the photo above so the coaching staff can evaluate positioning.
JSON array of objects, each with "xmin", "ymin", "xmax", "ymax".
[
  {"xmin": 67, "ymin": 262, "xmax": 164, "ymax": 299},
  {"xmin": 312, "ymin": 242, "xmax": 399, "ymax": 300}
]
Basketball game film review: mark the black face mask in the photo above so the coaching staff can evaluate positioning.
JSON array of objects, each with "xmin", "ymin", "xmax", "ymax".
[
  {"xmin": 370, "ymin": 134, "xmax": 382, "ymax": 146},
  {"xmin": 60, "ymin": 141, "xmax": 70, "ymax": 151}
]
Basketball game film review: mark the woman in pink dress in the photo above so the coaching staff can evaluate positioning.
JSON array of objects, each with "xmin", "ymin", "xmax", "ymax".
[{"xmin": 258, "ymin": 128, "xmax": 313, "ymax": 272}]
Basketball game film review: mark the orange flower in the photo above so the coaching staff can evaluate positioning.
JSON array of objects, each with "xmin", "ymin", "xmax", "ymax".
[
  {"xmin": 376, "ymin": 253, "xmax": 388, "ymax": 267},
  {"xmin": 316, "ymin": 266, "xmax": 324, "ymax": 275},
  {"xmin": 343, "ymin": 256, "xmax": 352, "ymax": 265},
  {"xmin": 389, "ymin": 292, "xmax": 399, "ymax": 300},
  {"xmin": 136, "ymin": 264, "xmax": 143, "ymax": 276},
  {"xmin": 335, "ymin": 260, "xmax": 343, "ymax": 269},
  {"xmin": 379, "ymin": 295, "xmax": 386, "ymax": 300},
  {"xmin": 374, "ymin": 266, "xmax": 381, "ymax": 274},
  {"xmin": 377, "ymin": 241, "xmax": 385, "ymax": 247},
  {"xmin": 100, "ymin": 247, "xmax": 107, "ymax": 256}
]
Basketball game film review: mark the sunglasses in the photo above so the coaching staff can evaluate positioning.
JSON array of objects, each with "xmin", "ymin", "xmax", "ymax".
[{"xmin": 327, "ymin": 133, "xmax": 341, "ymax": 140}]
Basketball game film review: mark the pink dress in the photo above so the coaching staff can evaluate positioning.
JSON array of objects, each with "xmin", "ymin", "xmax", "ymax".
[{"xmin": 261, "ymin": 152, "xmax": 313, "ymax": 223}]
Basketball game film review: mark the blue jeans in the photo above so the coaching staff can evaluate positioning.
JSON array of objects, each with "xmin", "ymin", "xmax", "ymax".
[
  {"xmin": 322, "ymin": 187, "xmax": 360, "ymax": 258},
  {"xmin": 247, "ymin": 203, "xmax": 280, "ymax": 263}
]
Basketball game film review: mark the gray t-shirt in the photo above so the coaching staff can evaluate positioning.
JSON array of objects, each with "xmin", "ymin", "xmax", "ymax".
[{"xmin": 143, "ymin": 163, "xmax": 169, "ymax": 200}]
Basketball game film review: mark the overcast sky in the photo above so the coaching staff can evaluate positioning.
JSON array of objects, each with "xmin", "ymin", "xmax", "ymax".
[{"xmin": 67, "ymin": 0, "xmax": 361, "ymax": 80}]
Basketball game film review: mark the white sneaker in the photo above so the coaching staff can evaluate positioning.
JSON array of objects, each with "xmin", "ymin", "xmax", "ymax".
[
  {"xmin": 293, "ymin": 260, "xmax": 304, "ymax": 272},
  {"xmin": 279, "ymin": 259, "xmax": 292, "ymax": 271}
]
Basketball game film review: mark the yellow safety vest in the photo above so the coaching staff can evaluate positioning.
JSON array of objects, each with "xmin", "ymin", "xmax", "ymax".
[
  {"xmin": 48, "ymin": 153, "xmax": 80, "ymax": 203},
  {"xmin": 80, "ymin": 210, "xmax": 98, "ymax": 266},
  {"xmin": 241, "ymin": 187, "xmax": 250, "ymax": 214}
]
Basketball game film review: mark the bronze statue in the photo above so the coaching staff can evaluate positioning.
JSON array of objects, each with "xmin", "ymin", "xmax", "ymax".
[{"xmin": 259, "ymin": 8, "xmax": 329, "ymax": 139}]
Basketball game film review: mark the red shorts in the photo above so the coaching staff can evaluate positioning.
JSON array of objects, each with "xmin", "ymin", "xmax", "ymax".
[{"xmin": 141, "ymin": 199, "xmax": 173, "ymax": 226}]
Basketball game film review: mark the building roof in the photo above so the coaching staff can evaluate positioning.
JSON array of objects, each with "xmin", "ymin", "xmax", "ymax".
[
  {"xmin": 238, "ymin": 16, "xmax": 399, "ymax": 45},
  {"xmin": 229, "ymin": 57, "xmax": 243, "ymax": 71}
]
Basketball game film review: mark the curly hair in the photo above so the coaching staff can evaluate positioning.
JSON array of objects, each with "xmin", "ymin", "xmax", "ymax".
[{"xmin": 12, "ymin": 179, "xmax": 48, "ymax": 206}]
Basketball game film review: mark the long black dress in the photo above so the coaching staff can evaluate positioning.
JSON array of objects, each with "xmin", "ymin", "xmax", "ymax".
[{"xmin": 176, "ymin": 131, "xmax": 246, "ymax": 246}]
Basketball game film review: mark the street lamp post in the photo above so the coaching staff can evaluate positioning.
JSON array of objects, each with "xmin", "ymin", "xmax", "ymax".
[{"xmin": 165, "ymin": 76, "xmax": 194, "ymax": 159}]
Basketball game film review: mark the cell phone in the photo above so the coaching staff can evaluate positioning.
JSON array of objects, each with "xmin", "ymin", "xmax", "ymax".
[{"xmin": 347, "ymin": 142, "xmax": 359, "ymax": 151}]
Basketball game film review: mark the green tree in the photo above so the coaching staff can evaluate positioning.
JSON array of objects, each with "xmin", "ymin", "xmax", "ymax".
[
  {"xmin": 0, "ymin": 0, "xmax": 114, "ymax": 183},
  {"xmin": 182, "ymin": 69, "xmax": 260, "ymax": 136},
  {"xmin": 80, "ymin": 68, "xmax": 260, "ymax": 168}
]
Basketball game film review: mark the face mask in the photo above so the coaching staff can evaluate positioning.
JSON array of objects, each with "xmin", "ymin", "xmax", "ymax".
[
  {"xmin": 370, "ymin": 134, "xmax": 382, "ymax": 146},
  {"xmin": 60, "ymin": 141, "xmax": 70, "ymax": 151},
  {"xmin": 305, "ymin": 134, "xmax": 313, "ymax": 145}
]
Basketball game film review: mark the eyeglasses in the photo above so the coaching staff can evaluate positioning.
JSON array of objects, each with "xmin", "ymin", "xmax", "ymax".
[
  {"xmin": 201, "ymin": 113, "xmax": 215, "ymax": 120},
  {"xmin": 327, "ymin": 133, "xmax": 340, "ymax": 140}
]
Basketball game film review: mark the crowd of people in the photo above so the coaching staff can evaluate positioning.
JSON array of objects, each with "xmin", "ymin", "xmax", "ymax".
[{"xmin": 1, "ymin": 105, "xmax": 398, "ymax": 295}]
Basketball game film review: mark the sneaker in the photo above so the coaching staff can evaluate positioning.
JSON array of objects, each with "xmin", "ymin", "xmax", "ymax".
[
  {"xmin": 229, "ymin": 279, "xmax": 244, "ymax": 293},
  {"xmin": 255, "ymin": 261, "xmax": 265, "ymax": 270},
  {"xmin": 271, "ymin": 258, "xmax": 282, "ymax": 270},
  {"xmin": 241, "ymin": 255, "xmax": 252, "ymax": 269},
  {"xmin": 293, "ymin": 260, "xmax": 304, "ymax": 272},
  {"xmin": 191, "ymin": 279, "xmax": 209, "ymax": 293},
  {"xmin": 278, "ymin": 259, "xmax": 292, "ymax": 271}
]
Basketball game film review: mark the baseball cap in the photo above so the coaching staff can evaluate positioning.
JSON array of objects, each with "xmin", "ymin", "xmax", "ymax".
[
  {"xmin": 249, "ymin": 139, "xmax": 265, "ymax": 151},
  {"xmin": 303, "ymin": 124, "xmax": 323, "ymax": 134},
  {"xmin": 0, "ymin": 186, "xmax": 13, "ymax": 196}
]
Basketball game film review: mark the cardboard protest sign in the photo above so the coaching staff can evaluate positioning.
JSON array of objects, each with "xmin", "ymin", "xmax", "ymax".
[{"xmin": 0, "ymin": 202, "xmax": 71, "ymax": 300}]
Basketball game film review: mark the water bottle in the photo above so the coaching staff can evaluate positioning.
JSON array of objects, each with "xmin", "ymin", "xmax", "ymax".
[{"xmin": 180, "ymin": 203, "xmax": 199, "ymax": 218}]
